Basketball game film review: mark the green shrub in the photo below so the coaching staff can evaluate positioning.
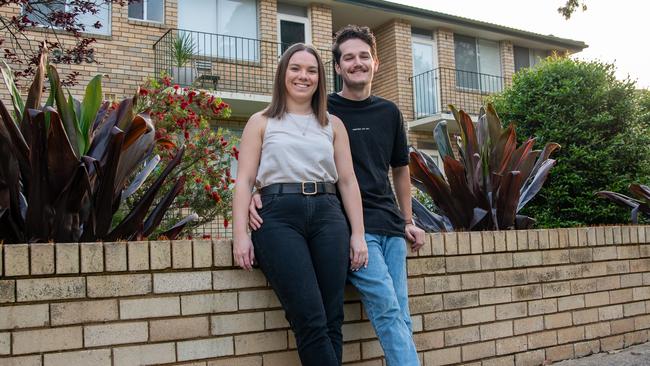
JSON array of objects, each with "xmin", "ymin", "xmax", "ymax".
[{"xmin": 490, "ymin": 57, "xmax": 650, "ymax": 227}]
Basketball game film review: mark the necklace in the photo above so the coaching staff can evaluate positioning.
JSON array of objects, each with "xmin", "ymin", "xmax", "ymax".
[{"xmin": 286, "ymin": 112, "xmax": 312, "ymax": 136}]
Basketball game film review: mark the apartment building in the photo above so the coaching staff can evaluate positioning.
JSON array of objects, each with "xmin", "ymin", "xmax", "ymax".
[{"xmin": 3, "ymin": 0, "xmax": 586, "ymax": 158}]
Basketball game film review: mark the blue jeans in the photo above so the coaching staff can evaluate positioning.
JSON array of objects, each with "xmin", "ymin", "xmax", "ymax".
[
  {"xmin": 252, "ymin": 193, "xmax": 349, "ymax": 366},
  {"xmin": 348, "ymin": 234, "xmax": 419, "ymax": 366}
]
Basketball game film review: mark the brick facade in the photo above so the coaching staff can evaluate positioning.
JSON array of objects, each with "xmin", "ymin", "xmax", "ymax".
[
  {"xmin": 1, "ymin": 2, "xmax": 541, "ymax": 118},
  {"xmin": 1, "ymin": 226, "xmax": 649, "ymax": 365},
  {"xmin": 308, "ymin": 4, "xmax": 335, "ymax": 89},
  {"xmin": 309, "ymin": 4, "xmax": 333, "ymax": 52},
  {"xmin": 0, "ymin": 1, "xmax": 177, "ymax": 100},
  {"xmin": 500, "ymin": 41, "xmax": 515, "ymax": 88},
  {"xmin": 372, "ymin": 19, "xmax": 414, "ymax": 121}
]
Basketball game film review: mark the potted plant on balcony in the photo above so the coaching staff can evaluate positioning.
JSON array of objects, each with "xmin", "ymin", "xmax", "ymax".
[{"xmin": 171, "ymin": 31, "xmax": 196, "ymax": 86}]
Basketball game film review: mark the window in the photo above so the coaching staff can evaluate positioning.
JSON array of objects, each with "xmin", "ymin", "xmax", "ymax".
[
  {"xmin": 25, "ymin": 0, "xmax": 111, "ymax": 36},
  {"xmin": 514, "ymin": 46, "xmax": 548, "ymax": 72},
  {"xmin": 277, "ymin": 4, "xmax": 310, "ymax": 54},
  {"xmin": 412, "ymin": 33, "xmax": 439, "ymax": 117},
  {"xmin": 178, "ymin": 0, "xmax": 258, "ymax": 61},
  {"xmin": 454, "ymin": 35, "xmax": 503, "ymax": 93},
  {"xmin": 129, "ymin": 0, "xmax": 164, "ymax": 23}
]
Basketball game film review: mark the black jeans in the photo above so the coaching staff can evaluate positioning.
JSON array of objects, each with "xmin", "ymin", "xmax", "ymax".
[{"xmin": 252, "ymin": 192, "xmax": 349, "ymax": 366}]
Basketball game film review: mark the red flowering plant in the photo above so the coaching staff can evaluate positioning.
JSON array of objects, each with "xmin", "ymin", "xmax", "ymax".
[{"xmin": 123, "ymin": 73, "xmax": 237, "ymax": 238}]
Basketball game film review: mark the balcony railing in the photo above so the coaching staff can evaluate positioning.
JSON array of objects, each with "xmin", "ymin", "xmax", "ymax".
[
  {"xmin": 410, "ymin": 67, "xmax": 507, "ymax": 119},
  {"xmin": 153, "ymin": 29, "xmax": 338, "ymax": 95}
]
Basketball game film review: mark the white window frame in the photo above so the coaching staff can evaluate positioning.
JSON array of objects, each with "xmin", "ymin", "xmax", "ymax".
[
  {"xmin": 412, "ymin": 33, "xmax": 440, "ymax": 117},
  {"xmin": 24, "ymin": 0, "xmax": 112, "ymax": 36},
  {"xmin": 128, "ymin": 0, "xmax": 165, "ymax": 24},
  {"xmin": 276, "ymin": 12, "xmax": 311, "ymax": 47},
  {"xmin": 412, "ymin": 33, "xmax": 438, "ymax": 72}
]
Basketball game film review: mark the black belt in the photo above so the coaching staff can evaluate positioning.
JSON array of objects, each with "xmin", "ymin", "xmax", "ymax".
[{"xmin": 260, "ymin": 182, "xmax": 337, "ymax": 196}]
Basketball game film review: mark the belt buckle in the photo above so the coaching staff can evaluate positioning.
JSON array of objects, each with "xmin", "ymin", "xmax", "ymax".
[{"xmin": 301, "ymin": 181, "xmax": 317, "ymax": 195}]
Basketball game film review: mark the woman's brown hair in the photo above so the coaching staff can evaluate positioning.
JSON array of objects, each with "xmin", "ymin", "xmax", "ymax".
[{"xmin": 263, "ymin": 43, "xmax": 329, "ymax": 126}]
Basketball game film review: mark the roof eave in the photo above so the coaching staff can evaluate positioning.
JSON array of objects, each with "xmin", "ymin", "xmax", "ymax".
[{"xmin": 333, "ymin": 0, "xmax": 588, "ymax": 51}]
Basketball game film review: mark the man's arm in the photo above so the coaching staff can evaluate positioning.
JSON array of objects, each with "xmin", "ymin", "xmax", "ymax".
[{"xmin": 392, "ymin": 165, "xmax": 425, "ymax": 252}]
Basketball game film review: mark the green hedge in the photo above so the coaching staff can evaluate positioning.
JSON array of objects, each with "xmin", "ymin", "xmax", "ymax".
[{"xmin": 490, "ymin": 57, "xmax": 650, "ymax": 227}]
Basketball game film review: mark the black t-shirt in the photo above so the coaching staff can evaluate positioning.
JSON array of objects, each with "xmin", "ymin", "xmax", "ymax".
[{"xmin": 328, "ymin": 93, "xmax": 409, "ymax": 238}]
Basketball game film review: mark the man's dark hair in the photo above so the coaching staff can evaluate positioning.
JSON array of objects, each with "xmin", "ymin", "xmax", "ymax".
[{"xmin": 332, "ymin": 25, "xmax": 378, "ymax": 66}]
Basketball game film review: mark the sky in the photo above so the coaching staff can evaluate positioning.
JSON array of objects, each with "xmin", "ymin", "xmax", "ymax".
[{"xmin": 394, "ymin": 0, "xmax": 649, "ymax": 89}]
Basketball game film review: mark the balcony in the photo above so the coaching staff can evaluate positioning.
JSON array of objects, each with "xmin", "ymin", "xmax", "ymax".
[
  {"xmin": 153, "ymin": 29, "xmax": 337, "ymax": 116},
  {"xmin": 410, "ymin": 67, "xmax": 507, "ymax": 127}
]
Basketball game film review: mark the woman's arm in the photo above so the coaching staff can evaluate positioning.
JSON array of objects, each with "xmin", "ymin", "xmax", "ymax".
[
  {"xmin": 232, "ymin": 112, "xmax": 266, "ymax": 270},
  {"xmin": 331, "ymin": 116, "xmax": 368, "ymax": 270}
]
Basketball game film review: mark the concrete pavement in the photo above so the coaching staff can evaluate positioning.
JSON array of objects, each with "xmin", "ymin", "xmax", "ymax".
[{"xmin": 553, "ymin": 342, "xmax": 650, "ymax": 365}]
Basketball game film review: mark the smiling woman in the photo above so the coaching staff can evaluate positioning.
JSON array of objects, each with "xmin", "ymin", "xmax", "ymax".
[{"xmin": 231, "ymin": 43, "xmax": 367, "ymax": 366}]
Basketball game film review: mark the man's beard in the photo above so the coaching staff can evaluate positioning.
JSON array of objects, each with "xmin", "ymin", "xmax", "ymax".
[{"xmin": 343, "ymin": 76, "xmax": 371, "ymax": 90}]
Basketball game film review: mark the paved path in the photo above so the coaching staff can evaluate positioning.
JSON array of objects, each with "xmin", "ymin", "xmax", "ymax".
[{"xmin": 554, "ymin": 342, "xmax": 650, "ymax": 365}]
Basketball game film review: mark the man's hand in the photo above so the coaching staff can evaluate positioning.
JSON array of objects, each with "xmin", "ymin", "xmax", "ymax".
[
  {"xmin": 405, "ymin": 223, "xmax": 425, "ymax": 252},
  {"xmin": 248, "ymin": 192, "xmax": 263, "ymax": 230}
]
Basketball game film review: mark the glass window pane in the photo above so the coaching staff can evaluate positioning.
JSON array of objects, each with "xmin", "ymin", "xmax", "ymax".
[
  {"xmin": 147, "ymin": 0, "xmax": 164, "ymax": 22},
  {"xmin": 412, "ymin": 41, "xmax": 437, "ymax": 117},
  {"xmin": 217, "ymin": 0, "xmax": 257, "ymax": 38},
  {"xmin": 412, "ymin": 41, "xmax": 433, "ymax": 74},
  {"xmin": 217, "ymin": 0, "xmax": 258, "ymax": 61},
  {"xmin": 178, "ymin": 0, "xmax": 217, "ymax": 32},
  {"xmin": 478, "ymin": 39, "xmax": 502, "ymax": 92},
  {"xmin": 76, "ymin": 0, "xmax": 111, "ymax": 35},
  {"xmin": 25, "ymin": 1, "xmax": 65, "ymax": 26},
  {"xmin": 454, "ymin": 34, "xmax": 478, "ymax": 90},
  {"xmin": 514, "ymin": 45, "xmax": 530, "ymax": 72},
  {"xmin": 178, "ymin": 0, "xmax": 217, "ymax": 57},
  {"xmin": 530, "ymin": 49, "xmax": 547, "ymax": 68},
  {"xmin": 128, "ymin": 1, "xmax": 144, "ymax": 19},
  {"xmin": 280, "ymin": 20, "xmax": 305, "ymax": 53}
]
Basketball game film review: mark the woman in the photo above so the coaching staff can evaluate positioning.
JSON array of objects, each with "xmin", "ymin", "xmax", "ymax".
[{"xmin": 232, "ymin": 43, "xmax": 368, "ymax": 366}]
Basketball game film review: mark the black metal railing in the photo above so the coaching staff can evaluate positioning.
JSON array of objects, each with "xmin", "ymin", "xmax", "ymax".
[
  {"xmin": 410, "ymin": 67, "xmax": 507, "ymax": 118},
  {"xmin": 153, "ymin": 29, "xmax": 339, "ymax": 94}
]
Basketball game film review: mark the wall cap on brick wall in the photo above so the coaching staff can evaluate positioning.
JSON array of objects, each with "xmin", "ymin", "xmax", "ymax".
[{"xmin": 1, "ymin": 239, "xmax": 234, "ymax": 278}]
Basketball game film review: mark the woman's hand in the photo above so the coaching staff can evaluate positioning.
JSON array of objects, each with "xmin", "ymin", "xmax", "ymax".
[
  {"xmin": 234, "ymin": 235, "xmax": 255, "ymax": 271},
  {"xmin": 349, "ymin": 233, "xmax": 368, "ymax": 271}
]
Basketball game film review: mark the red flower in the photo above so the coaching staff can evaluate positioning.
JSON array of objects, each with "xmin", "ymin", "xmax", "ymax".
[
  {"xmin": 212, "ymin": 191, "xmax": 221, "ymax": 203},
  {"xmin": 204, "ymin": 184, "xmax": 211, "ymax": 192},
  {"xmin": 223, "ymin": 219, "xmax": 229, "ymax": 228},
  {"xmin": 139, "ymin": 88, "xmax": 148, "ymax": 96}
]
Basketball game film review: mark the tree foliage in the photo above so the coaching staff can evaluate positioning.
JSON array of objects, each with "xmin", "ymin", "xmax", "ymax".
[
  {"xmin": 558, "ymin": 0, "xmax": 587, "ymax": 19},
  {"xmin": 490, "ymin": 56, "xmax": 650, "ymax": 228},
  {"xmin": 0, "ymin": 0, "xmax": 131, "ymax": 84}
]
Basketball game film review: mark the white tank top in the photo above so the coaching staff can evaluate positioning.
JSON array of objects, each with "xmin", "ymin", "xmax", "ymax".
[{"xmin": 256, "ymin": 112, "xmax": 338, "ymax": 188}]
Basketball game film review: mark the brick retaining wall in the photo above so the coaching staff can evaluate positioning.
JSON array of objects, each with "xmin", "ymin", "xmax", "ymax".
[{"xmin": 1, "ymin": 227, "xmax": 650, "ymax": 365}]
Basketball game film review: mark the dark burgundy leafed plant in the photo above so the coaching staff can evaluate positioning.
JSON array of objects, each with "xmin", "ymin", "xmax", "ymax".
[
  {"xmin": 0, "ymin": 46, "xmax": 189, "ymax": 244},
  {"xmin": 410, "ymin": 104, "xmax": 559, "ymax": 232},
  {"xmin": 597, "ymin": 184, "xmax": 650, "ymax": 224}
]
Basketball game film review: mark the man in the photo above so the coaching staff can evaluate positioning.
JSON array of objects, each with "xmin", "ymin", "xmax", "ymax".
[{"xmin": 249, "ymin": 25, "xmax": 425, "ymax": 365}]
